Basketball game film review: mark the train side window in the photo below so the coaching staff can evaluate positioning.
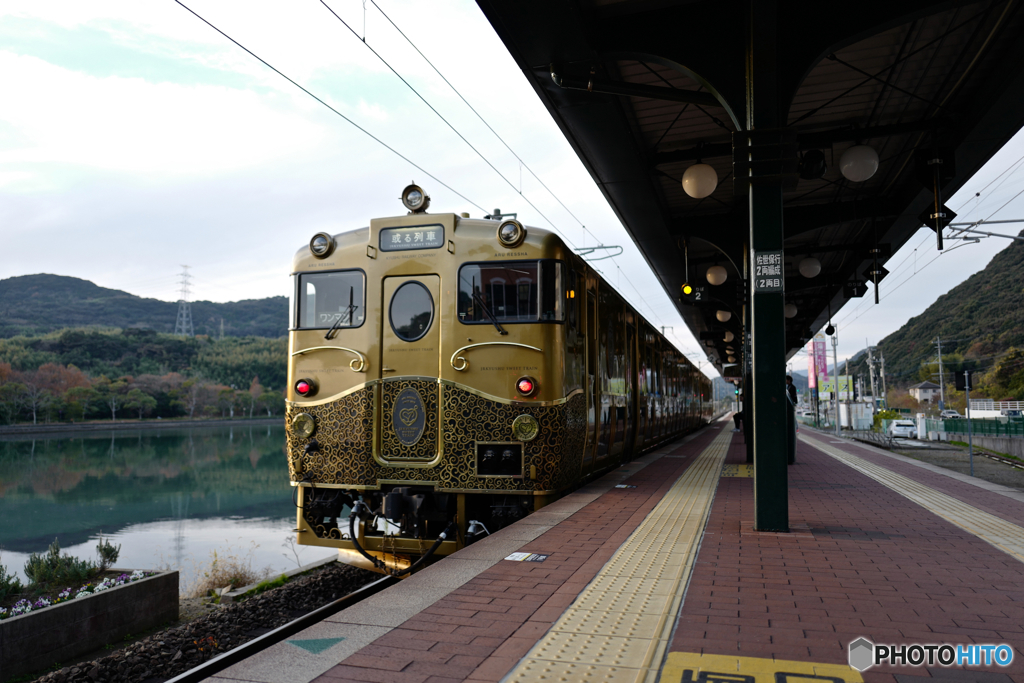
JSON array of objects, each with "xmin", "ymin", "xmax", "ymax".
[
  {"xmin": 458, "ymin": 260, "xmax": 565, "ymax": 324},
  {"xmin": 295, "ymin": 270, "xmax": 366, "ymax": 330}
]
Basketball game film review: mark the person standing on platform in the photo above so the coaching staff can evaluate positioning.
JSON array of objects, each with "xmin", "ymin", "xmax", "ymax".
[{"xmin": 786, "ymin": 375, "xmax": 797, "ymax": 405}]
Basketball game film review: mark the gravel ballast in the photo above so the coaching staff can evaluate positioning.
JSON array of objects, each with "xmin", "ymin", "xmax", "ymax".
[{"xmin": 30, "ymin": 562, "xmax": 378, "ymax": 683}]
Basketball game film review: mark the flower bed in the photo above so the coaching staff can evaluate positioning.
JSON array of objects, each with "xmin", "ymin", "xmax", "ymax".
[
  {"xmin": 1, "ymin": 570, "xmax": 149, "ymax": 620},
  {"xmin": 0, "ymin": 569, "xmax": 177, "ymax": 681}
]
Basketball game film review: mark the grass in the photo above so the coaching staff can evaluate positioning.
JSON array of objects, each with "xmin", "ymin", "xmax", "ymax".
[
  {"xmin": 184, "ymin": 543, "xmax": 273, "ymax": 599},
  {"xmin": 948, "ymin": 441, "xmax": 1024, "ymax": 462}
]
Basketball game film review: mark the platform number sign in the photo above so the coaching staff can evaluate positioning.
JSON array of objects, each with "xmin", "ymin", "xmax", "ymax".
[{"xmin": 753, "ymin": 250, "xmax": 784, "ymax": 293}]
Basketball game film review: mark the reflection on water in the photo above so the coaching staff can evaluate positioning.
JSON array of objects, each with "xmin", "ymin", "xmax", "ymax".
[{"xmin": 0, "ymin": 424, "xmax": 334, "ymax": 588}]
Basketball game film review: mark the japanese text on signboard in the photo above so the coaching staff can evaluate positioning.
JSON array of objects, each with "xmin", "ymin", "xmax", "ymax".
[
  {"xmin": 753, "ymin": 250, "xmax": 783, "ymax": 292},
  {"xmin": 379, "ymin": 224, "xmax": 445, "ymax": 252}
]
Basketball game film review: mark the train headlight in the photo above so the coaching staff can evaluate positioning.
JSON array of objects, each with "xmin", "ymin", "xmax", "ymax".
[
  {"xmin": 496, "ymin": 219, "xmax": 526, "ymax": 248},
  {"xmin": 515, "ymin": 376, "xmax": 538, "ymax": 397},
  {"xmin": 294, "ymin": 378, "xmax": 318, "ymax": 398},
  {"xmin": 309, "ymin": 232, "xmax": 335, "ymax": 259},
  {"xmin": 401, "ymin": 184, "xmax": 430, "ymax": 213},
  {"xmin": 291, "ymin": 413, "xmax": 316, "ymax": 439},
  {"xmin": 512, "ymin": 414, "xmax": 540, "ymax": 441}
]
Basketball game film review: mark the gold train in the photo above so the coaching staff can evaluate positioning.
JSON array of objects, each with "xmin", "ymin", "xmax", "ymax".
[{"xmin": 286, "ymin": 185, "xmax": 712, "ymax": 575}]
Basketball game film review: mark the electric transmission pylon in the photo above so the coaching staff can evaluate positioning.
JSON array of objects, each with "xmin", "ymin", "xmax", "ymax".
[{"xmin": 174, "ymin": 266, "xmax": 194, "ymax": 337}]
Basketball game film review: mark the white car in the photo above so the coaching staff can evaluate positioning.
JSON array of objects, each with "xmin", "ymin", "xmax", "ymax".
[
  {"xmin": 939, "ymin": 410, "xmax": 961, "ymax": 419},
  {"xmin": 889, "ymin": 420, "xmax": 917, "ymax": 439}
]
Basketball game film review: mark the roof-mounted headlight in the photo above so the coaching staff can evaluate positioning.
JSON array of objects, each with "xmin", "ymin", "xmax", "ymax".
[
  {"xmin": 309, "ymin": 232, "xmax": 335, "ymax": 259},
  {"xmin": 497, "ymin": 219, "xmax": 526, "ymax": 248},
  {"xmin": 401, "ymin": 184, "xmax": 430, "ymax": 213}
]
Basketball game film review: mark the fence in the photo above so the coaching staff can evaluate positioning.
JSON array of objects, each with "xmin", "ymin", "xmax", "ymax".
[
  {"xmin": 942, "ymin": 418, "xmax": 1024, "ymax": 438},
  {"xmin": 969, "ymin": 399, "xmax": 1024, "ymax": 411}
]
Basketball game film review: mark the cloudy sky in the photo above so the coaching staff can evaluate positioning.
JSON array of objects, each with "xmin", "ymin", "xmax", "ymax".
[{"xmin": 2, "ymin": 1, "xmax": 1024, "ymax": 375}]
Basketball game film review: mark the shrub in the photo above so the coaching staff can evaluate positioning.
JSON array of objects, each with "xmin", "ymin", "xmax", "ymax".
[
  {"xmin": 96, "ymin": 534, "xmax": 121, "ymax": 571},
  {"xmin": 186, "ymin": 543, "xmax": 271, "ymax": 599},
  {"xmin": 23, "ymin": 538, "xmax": 96, "ymax": 588},
  {"xmin": 0, "ymin": 558, "xmax": 22, "ymax": 602}
]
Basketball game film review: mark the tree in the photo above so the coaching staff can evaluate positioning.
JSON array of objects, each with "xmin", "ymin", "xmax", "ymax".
[
  {"xmin": 218, "ymin": 387, "xmax": 236, "ymax": 418},
  {"xmin": 258, "ymin": 390, "xmax": 285, "ymax": 416},
  {"xmin": 21, "ymin": 381, "xmax": 49, "ymax": 425},
  {"xmin": 176, "ymin": 379, "xmax": 214, "ymax": 419},
  {"xmin": 65, "ymin": 385, "xmax": 98, "ymax": 421},
  {"xmin": 0, "ymin": 382, "xmax": 26, "ymax": 425},
  {"xmin": 93, "ymin": 376, "xmax": 129, "ymax": 421},
  {"xmin": 125, "ymin": 388, "xmax": 157, "ymax": 419},
  {"xmin": 247, "ymin": 376, "xmax": 263, "ymax": 419}
]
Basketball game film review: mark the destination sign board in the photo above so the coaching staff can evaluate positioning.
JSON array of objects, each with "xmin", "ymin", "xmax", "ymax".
[
  {"xmin": 753, "ymin": 250, "xmax": 784, "ymax": 292},
  {"xmin": 379, "ymin": 224, "xmax": 445, "ymax": 252}
]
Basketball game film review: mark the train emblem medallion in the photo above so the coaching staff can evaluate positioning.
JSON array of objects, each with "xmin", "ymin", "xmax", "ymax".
[{"xmin": 393, "ymin": 387, "xmax": 426, "ymax": 446}]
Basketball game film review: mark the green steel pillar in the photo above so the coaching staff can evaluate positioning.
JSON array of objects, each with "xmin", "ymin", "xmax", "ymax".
[{"xmin": 746, "ymin": 0, "xmax": 789, "ymax": 531}]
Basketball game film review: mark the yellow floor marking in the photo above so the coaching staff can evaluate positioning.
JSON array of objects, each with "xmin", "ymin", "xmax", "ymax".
[
  {"xmin": 721, "ymin": 463, "xmax": 753, "ymax": 477},
  {"xmin": 802, "ymin": 433, "xmax": 1024, "ymax": 565},
  {"xmin": 506, "ymin": 428, "xmax": 733, "ymax": 683},
  {"xmin": 662, "ymin": 652, "xmax": 863, "ymax": 683}
]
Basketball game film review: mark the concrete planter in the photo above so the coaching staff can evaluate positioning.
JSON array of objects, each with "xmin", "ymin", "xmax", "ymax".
[{"xmin": 0, "ymin": 569, "xmax": 178, "ymax": 682}]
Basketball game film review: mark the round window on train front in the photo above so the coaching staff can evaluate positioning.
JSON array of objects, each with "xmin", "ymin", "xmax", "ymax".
[{"xmin": 389, "ymin": 281, "xmax": 434, "ymax": 342}]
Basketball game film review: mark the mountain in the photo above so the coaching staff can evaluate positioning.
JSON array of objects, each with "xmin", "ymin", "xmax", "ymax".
[
  {"xmin": 0, "ymin": 274, "xmax": 287, "ymax": 338},
  {"xmin": 847, "ymin": 232, "xmax": 1024, "ymax": 386}
]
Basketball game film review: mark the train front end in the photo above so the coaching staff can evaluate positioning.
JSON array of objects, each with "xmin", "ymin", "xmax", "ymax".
[{"xmin": 286, "ymin": 189, "xmax": 582, "ymax": 575}]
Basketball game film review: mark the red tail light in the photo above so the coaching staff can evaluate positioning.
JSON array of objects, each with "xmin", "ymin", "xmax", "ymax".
[
  {"xmin": 516, "ymin": 377, "xmax": 537, "ymax": 397},
  {"xmin": 295, "ymin": 378, "xmax": 317, "ymax": 397}
]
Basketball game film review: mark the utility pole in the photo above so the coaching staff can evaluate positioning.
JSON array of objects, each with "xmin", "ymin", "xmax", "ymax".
[
  {"xmin": 879, "ymin": 349, "xmax": 889, "ymax": 410},
  {"xmin": 866, "ymin": 340, "xmax": 879, "ymax": 414},
  {"xmin": 935, "ymin": 336, "xmax": 945, "ymax": 410},
  {"xmin": 832, "ymin": 329, "xmax": 841, "ymax": 436},
  {"xmin": 965, "ymin": 369, "xmax": 974, "ymax": 477}
]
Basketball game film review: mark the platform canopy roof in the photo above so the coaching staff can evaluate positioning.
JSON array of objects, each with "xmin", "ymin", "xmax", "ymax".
[{"xmin": 477, "ymin": 0, "xmax": 1024, "ymax": 372}]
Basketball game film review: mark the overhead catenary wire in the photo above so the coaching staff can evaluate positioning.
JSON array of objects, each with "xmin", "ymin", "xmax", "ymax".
[
  {"xmin": 173, "ymin": 0, "xmax": 691, "ymax": 359},
  {"xmin": 363, "ymin": 0, "xmax": 600, "ymax": 245},
  {"xmin": 349, "ymin": 0, "xmax": 671, "ymax": 327},
  {"xmin": 171, "ymin": 0, "xmax": 487, "ymax": 214}
]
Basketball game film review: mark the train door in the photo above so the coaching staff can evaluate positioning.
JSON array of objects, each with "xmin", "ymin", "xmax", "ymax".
[
  {"xmin": 586, "ymin": 289, "xmax": 601, "ymax": 466},
  {"xmin": 378, "ymin": 275, "xmax": 441, "ymax": 463},
  {"xmin": 623, "ymin": 322, "xmax": 637, "ymax": 457}
]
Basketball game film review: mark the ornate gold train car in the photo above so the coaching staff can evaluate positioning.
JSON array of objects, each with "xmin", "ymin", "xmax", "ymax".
[{"xmin": 286, "ymin": 186, "xmax": 712, "ymax": 575}]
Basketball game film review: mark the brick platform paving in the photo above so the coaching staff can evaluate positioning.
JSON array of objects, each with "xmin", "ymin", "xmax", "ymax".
[
  {"xmin": 670, "ymin": 432, "xmax": 1024, "ymax": 683},
  {"xmin": 312, "ymin": 426, "xmax": 724, "ymax": 683}
]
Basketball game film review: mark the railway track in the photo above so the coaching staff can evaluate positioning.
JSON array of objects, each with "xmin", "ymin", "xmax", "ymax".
[{"xmin": 163, "ymin": 574, "xmax": 397, "ymax": 683}]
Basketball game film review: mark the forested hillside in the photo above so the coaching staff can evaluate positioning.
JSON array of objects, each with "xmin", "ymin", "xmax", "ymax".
[
  {"xmin": 0, "ymin": 274, "xmax": 287, "ymax": 338},
  {"xmin": 845, "ymin": 232, "xmax": 1024, "ymax": 400},
  {"xmin": 0, "ymin": 329, "xmax": 286, "ymax": 424}
]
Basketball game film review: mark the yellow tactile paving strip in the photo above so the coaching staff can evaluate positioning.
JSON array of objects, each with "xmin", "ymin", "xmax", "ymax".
[
  {"xmin": 720, "ymin": 463, "xmax": 753, "ymax": 477},
  {"xmin": 802, "ymin": 433, "xmax": 1024, "ymax": 565},
  {"xmin": 662, "ymin": 652, "xmax": 863, "ymax": 683},
  {"xmin": 506, "ymin": 428, "xmax": 733, "ymax": 683}
]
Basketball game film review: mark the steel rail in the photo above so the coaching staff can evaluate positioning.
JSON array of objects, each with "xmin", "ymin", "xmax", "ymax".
[{"xmin": 164, "ymin": 573, "xmax": 398, "ymax": 683}]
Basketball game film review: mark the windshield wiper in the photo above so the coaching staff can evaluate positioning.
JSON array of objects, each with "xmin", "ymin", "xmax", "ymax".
[
  {"xmin": 474, "ymin": 291, "xmax": 507, "ymax": 335},
  {"xmin": 325, "ymin": 287, "xmax": 357, "ymax": 340}
]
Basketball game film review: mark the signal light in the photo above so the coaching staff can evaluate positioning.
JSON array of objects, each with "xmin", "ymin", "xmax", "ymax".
[
  {"xmin": 295, "ymin": 378, "xmax": 318, "ymax": 398},
  {"xmin": 680, "ymin": 282, "xmax": 704, "ymax": 303},
  {"xmin": 516, "ymin": 376, "xmax": 537, "ymax": 397}
]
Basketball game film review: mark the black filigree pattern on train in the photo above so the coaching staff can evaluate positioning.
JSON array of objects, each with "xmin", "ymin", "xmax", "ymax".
[
  {"xmin": 287, "ymin": 385, "xmax": 585, "ymax": 494},
  {"xmin": 379, "ymin": 379, "xmax": 439, "ymax": 461}
]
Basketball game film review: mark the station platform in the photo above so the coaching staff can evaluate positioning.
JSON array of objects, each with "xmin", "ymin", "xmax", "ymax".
[{"xmin": 204, "ymin": 419, "xmax": 1024, "ymax": 683}]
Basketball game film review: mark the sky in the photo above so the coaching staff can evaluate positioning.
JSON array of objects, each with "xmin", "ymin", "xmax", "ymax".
[{"xmin": 2, "ymin": 0, "xmax": 1024, "ymax": 377}]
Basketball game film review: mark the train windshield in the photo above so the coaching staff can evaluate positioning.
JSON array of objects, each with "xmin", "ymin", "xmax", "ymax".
[
  {"xmin": 457, "ymin": 260, "xmax": 564, "ymax": 324},
  {"xmin": 296, "ymin": 270, "xmax": 366, "ymax": 329}
]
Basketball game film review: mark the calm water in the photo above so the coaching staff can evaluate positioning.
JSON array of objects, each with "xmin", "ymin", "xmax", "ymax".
[{"xmin": 0, "ymin": 424, "xmax": 335, "ymax": 590}]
